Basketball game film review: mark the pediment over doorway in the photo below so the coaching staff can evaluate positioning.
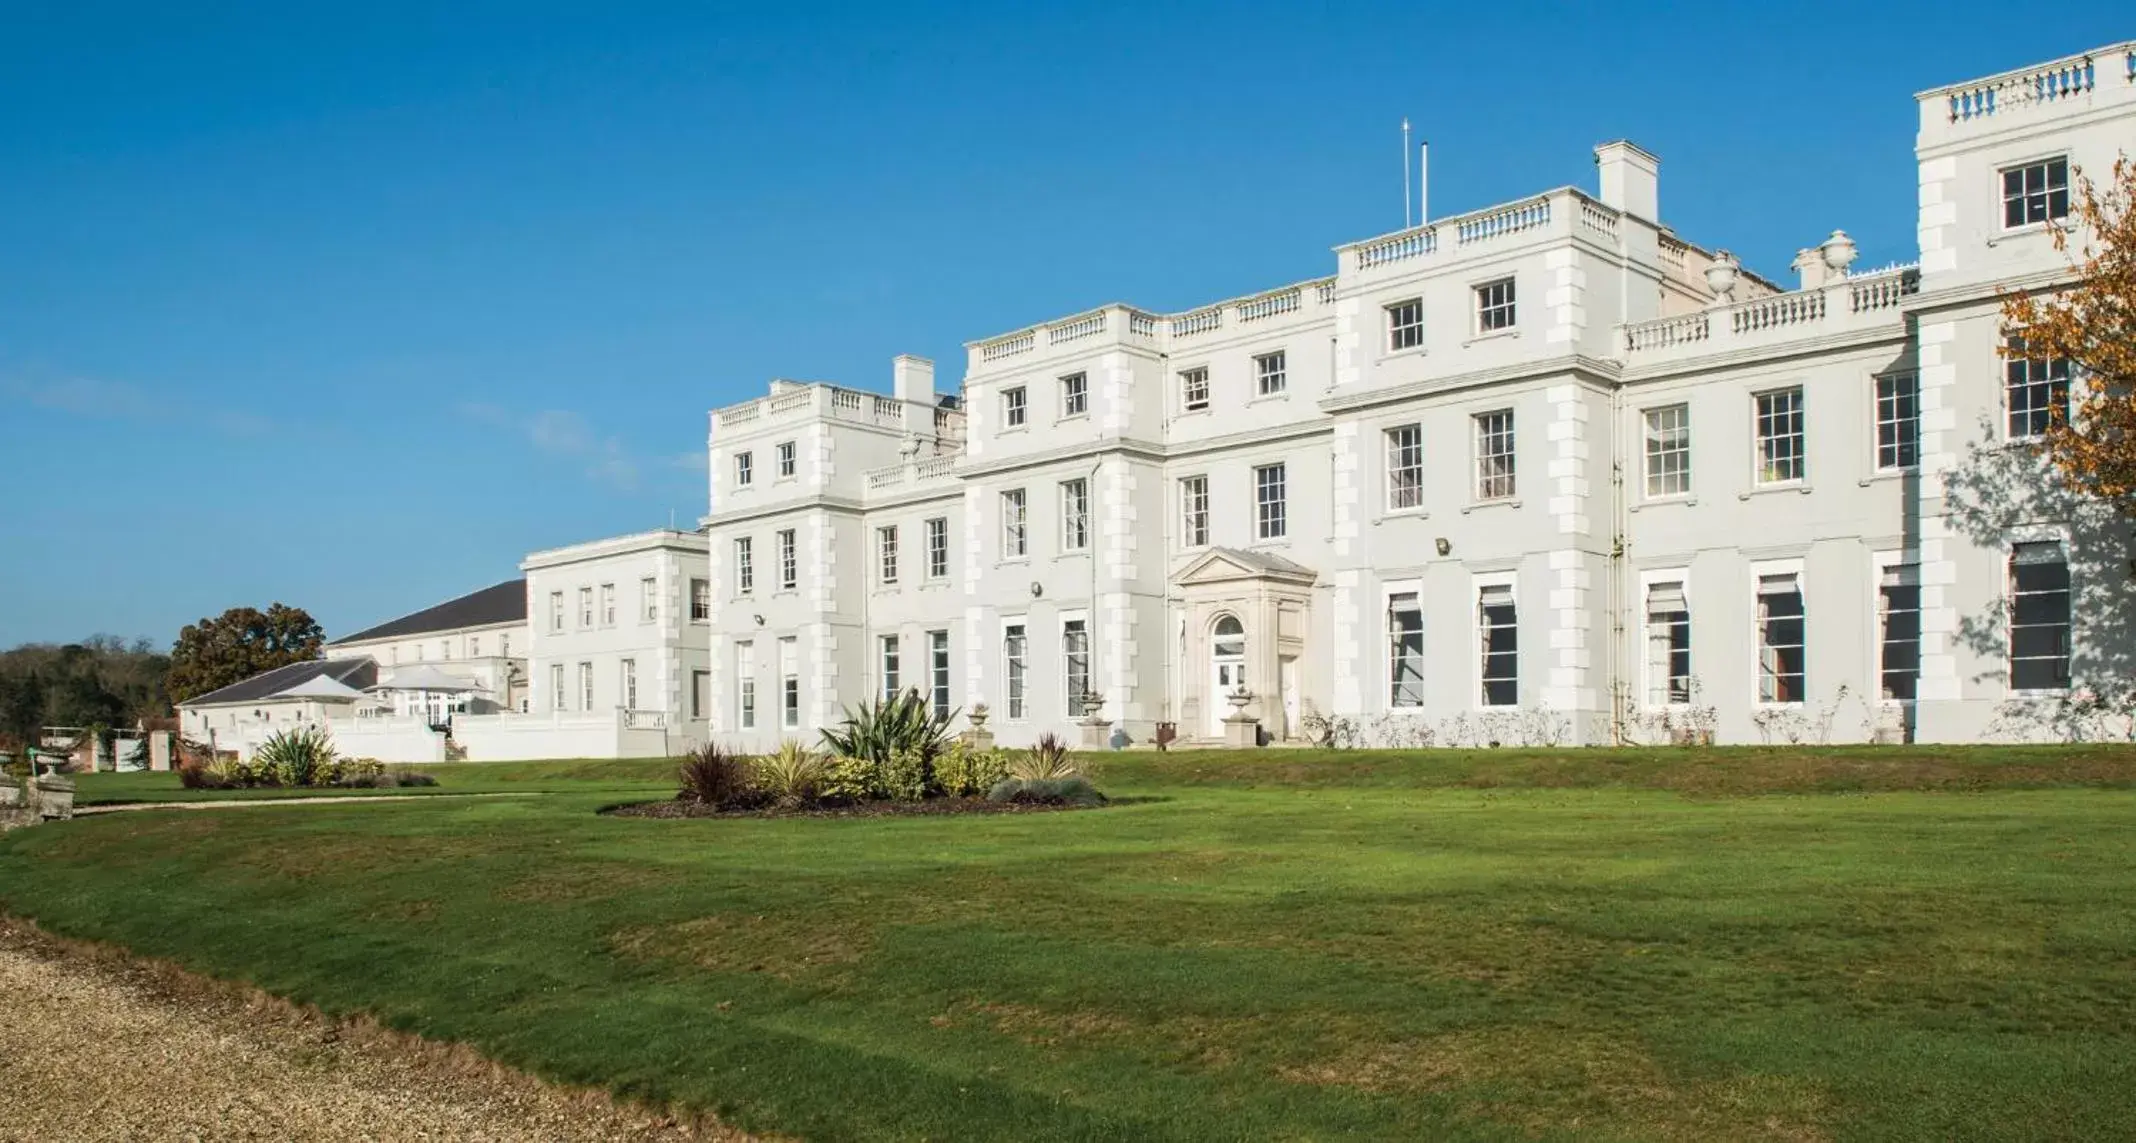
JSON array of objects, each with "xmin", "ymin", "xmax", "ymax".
[{"xmin": 1172, "ymin": 547, "xmax": 1319, "ymax": 589}]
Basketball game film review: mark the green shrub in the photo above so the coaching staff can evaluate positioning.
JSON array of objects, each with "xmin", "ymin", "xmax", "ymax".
[
  {"xmin": 177, "ymin": 760, "xmax": 231, "ymax": 790},
  {"xmin": 936, "ymin": 742, "xmax": 1011, "ymax": 797},
  {"xmin": 677, "ymin": 745, "xmax": 761, "ymax": 808},
  {"xmin": 1009, "ymin": 733, "xmax": 1078, "ymax": 781},
  {"xmin": 395, "ymin": 772, "xmax": 439, "ymax": 788},
  {"xmin": 986, "ymin": 776, "xmax": 1106, "ymax": 807},
  {"xmin": 755, "ymin": 741, "xmax": 827, "ymax": 805},
  {"xmin": 820, "ymin": 691, "xmax": 955, "ymax": 770},
  {"xmin": 881, "ymin": 745, "xmax": 933, "ymax": 802},
  {"xmin": 253, "ymin": 725, "xmax": 338, "ymax": 787},
  {"xmin": 819, "ymin": 754, "xmax": 884, "ymax": 803}
]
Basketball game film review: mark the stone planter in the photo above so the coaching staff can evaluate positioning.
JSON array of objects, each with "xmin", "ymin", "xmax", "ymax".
[
  {"xmin": 1221, "ymin": 690, "xmax": 1260, "ymax": 749},
  {"xmin": 34, "ymin": 775, "xmax": 75, "ymax": 821},
  {"xmin": 0, "ymin": 781, "xmax": 22, "ymax": 809}
]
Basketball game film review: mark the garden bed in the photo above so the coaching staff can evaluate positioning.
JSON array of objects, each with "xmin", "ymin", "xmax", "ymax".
[{"xmin": 605, "ymin": 795, "xmax": 1103, "ymax": 820}]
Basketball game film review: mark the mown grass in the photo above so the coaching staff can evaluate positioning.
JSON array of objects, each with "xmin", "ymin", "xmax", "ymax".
[{"xmin": 9, "ymin": 747, "xmax": 2136, "ymax": 1141}]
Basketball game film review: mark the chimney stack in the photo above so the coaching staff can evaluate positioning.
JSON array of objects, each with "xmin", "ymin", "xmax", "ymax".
[
  {"xmin": 1594, "ymin": 141, "xmax": 1660, "ymax": 221},
  {"xmin": 892, "ymin": 355, "xmax": 935, "ymax": 405}
]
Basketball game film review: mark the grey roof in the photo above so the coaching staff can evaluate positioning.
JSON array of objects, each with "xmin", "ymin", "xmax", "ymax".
[
  {"xmin": 1201, "ymin": 547, "xmax": 1318, "ymax": 577},
  {"xmin": 329, "ymin": 579, "xmax": 526, "ymax": 646},
  {"xmin": 179, "ymin": 658, "xmax": 378, "ymax": 708}
]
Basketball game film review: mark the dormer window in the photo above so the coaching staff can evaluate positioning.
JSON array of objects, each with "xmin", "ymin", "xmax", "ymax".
[{"xmin": 2002, "ymin": 157, "xmax": 2069, "ymax": 229}]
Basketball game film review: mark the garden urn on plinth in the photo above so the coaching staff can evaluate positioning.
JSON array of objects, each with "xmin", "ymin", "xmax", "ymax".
[
  {"xmin": 1222, "ymin": 690, "xmax": 1261, "ymax": 749},
  {"xmin": 964, "ymin": 703, "xmax": 996, "ymax": 751},
  {"xmin": 34, "ymin": 774, "xmax": 75, "ymax": 821},
  {"xmin": 1077, "ymin": 693, "xmax": 1111, "ymax": 749}
]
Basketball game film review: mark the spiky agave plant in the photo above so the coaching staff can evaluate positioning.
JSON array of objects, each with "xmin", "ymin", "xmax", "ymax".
[
  {"xmin": 754, "ymin": 740, "xmax": 828, "ymax": 806},
  {"xmin": 251, "ymin": 725, "xmax": 339, "ymax": 787},
  {"xmin": 820, "ymin": 690, "xmax": 956, "ymax": 766},
  {"xmin": 1009, "ymin": 731, "xmax": 1077, "ymax": 781}
]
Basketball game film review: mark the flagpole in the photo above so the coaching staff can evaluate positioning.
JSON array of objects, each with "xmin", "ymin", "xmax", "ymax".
[{"xmin": 1401, "ymin": 118, "xmax": 1413, "ymax": 230}]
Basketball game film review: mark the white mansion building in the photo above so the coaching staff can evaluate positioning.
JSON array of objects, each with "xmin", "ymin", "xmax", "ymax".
[
  {"xmin": 692, "ymin": 41, "xmax": 2136, "ymax": 751},
  {"xmin": 176, "ymin": 40, "xmax": 2136, "ymax": 760}
]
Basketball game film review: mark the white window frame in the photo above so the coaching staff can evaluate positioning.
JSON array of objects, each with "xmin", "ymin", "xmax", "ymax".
[
  {"xmin": 550, "ymin": 663, "xmax": 565, "ymax": 712},
  {"xmin": 1003, "ymin": 385, "xmax": 1027, "ymax": 429},
  {"xmin": 548, "ymin": 591, "xmax": 564, "ymax": 633},
  {"xmin": 1643, "ymin": 403, "xmax": 1691, "ymax": 499},
  {"xmin": 1062, "ymin": 612, "xmax": 1091, "ymax": 717},
  {"xmin": 776, "ymin": 440, "xmax": 797, "ymax": 479},
  {"xmin": 878, "ymin": 525, "xmax": 900, "ymax": 585},
  {"xmin": 1254, "ymin": 351, "xmax": 1287, "ymax": 397},
  {"xmin": 2003, "ymin": 338, "xmax": 2071, "ymax": 442},
  {"xmin": 736, "ymin": 641, "xmax": 756, "ymax": 729},
  {"xmin": 778, "ymin": 637, "xmax": 799, "ymax": 729},
  {"xmin": 1179, "ymin": 475, "xmax": 1209, "ymax": 548},
  {"xmin": 1001, "ymin": 489, "xmax": 1028, "ymax": 558},
  {"xmin": 1753, "ymin": 387, "xmax": 1806, "ymax": 486},
  {"xmin": 1752, "ymin": 558, "xmax": 1807, "ymax": 706},
  {"xmin": 640, "ymin": 576, "xmax": 658, "ymax": 623},
  {"xmin": 578, "ymin": 587, "xmax": 593, "ymax": 628},
  {"xmin": 599, "ymin": 583, "xmax": 616, "ymax": 627},
  {"xmin": 1386, "ymin": 298, "xmax": 1424, "ymax": 352},
  {"xmin": 1003, "ymin": 619, "xmax": 1028, "ymax": 721},
  {"xmin": 1476, "ymin": 277, "xmax": 1516, "ymax": 333},
  {"xmin": 777, "ymin": 529, "xmax": 798, "ymax": 591},
  {"xmin": 1474, "ymin": 409, "xmax": 1516, "ymax": 500},
  {"xmin": 2006, "ymin": 528, "xmax": 2073, "ymax": 694},
  {"xmin": 1873, "ymin": 371, "xmax": 1920, "ymax": 472},
  {"xmin": 2000, "ymin": 155, "xmax": 2070, "ymax": 230},
  {"xmin": 621, "ymin": 658, "xmax": 637, "ymax": 710},
  {"xmin": 1060, "ymin": 478, "xmax": 1090, "ymax": 552},
  {"xmin": 880, "ymin": 635, "xmax": 901, "ymax": 702},
  {"xmin": 1180, "ymin": 366, "xmax": 1210, "ymax": 412},
  {"xmin": 926, "ymin": 517, "xmax": 950, "ymax": 579},
  {"xmin": 690, "ymin": 577, "xmax": 711, "ymax": 621},
  {"xmin": 1385, "ymin": 423, "xmax": 1423, "ymax": 512},
  {"xmin": 1871, "ymin": 550, "xmax": 1921, "ymax": 704},
  {"xmin": 1640, "ymin": 569, "xmax": 1693, "ymax": 708},
  {"xmin": 735, "ymin": 537, "xmax": 754, "ymax": 595},
  {"xmin": 1473, "ymin": 573, "xmax": 1519, "ymax": 709},
  {"xmin": 928, "ymin": 630, "xmax": 952, "ymax": 718},
  {"xmin": 1386, "ymin": 583, "xmax": 1424, "ymax": 708},
  {"xmin": 1254, "ymin": 463, "xmax": 1287, "ymax": 541},
  {"xmin": 578, "ymin": 661, "xmax": 595, "ymax": 713},
  {"xmin": 734, "ymin": 451, "xmax": 753, "ymax": 487},
  {"xmin": 1060, "ymin": 372, "xmax": 1088, "ymax": 418}
]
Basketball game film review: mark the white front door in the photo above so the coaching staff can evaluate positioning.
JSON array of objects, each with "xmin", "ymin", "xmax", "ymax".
[{"xmin": 1209, "ymin": 658, "xmax": 1244, "ymax": 736}]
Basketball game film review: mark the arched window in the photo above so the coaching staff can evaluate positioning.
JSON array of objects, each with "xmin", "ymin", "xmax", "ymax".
[{"xmin": 1212, "ymin": 615, "xmax": 1245, "ymax": 659}]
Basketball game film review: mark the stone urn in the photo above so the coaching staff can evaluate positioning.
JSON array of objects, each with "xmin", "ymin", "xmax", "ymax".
[
  {"xmin": 1221, "ymin": 689, "xmax": 1260, "ymax": 748},
  {"xmin": 1703, "ymin": 250, "xmax": 1740, "ymax": 301},
  {"xmin": 962, "ymin": 702, "xmax": 995, "ymax": 750},
  {"xmin": 967, "ymin": 702, "xmax": 990, "ymax": 730},
  {"xmin": 1077, "ymin": 693, "xmax": 1110, "ymax": 749},
  {"xmin": 1819, "ymin": 229, "xmax": 1858, "ymax": 274},
  {"xmin": 1225, "ymin": 688, "xmax": 1254, "ymax": 714}
]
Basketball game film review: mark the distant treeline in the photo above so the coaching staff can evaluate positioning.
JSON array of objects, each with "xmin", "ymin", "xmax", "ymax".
[{"xmin": 0, "ymin": 637, "xmax": 171, "ymax": 750}]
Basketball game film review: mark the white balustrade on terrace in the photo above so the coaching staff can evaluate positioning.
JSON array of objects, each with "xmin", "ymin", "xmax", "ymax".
[
  {"xmin": 1338, "ymin": 189, "xmax": 1619, "ymax": 277},
  {"xmin": 1620, "ymin": 264, "xmax": 1919, "ymax": 358},
  {"xmin": 1457, "ymin": 196, "xmax": 1551, "ymax": 245},
  {"xmin": 1049, "ymin": 311, "xmax": 1107, "ymax": 344},
  {"xmin": 1168, "ymin": 306, "xmax": 1225, "ymax": 338},
  {"xmin": 1235, "ymin": 286, "xmax": 1301, "ymax": 323},
  {"xmin": 1921, "ymin": 42, "xmax": 2136, "ymax": 138},
  {"xmin": 713, "ymin": 382, "xmax": 929, "ymax": 433},
  {"xmin": 862, "ymin": 452, "xmax": 963, "ymax": 493}
]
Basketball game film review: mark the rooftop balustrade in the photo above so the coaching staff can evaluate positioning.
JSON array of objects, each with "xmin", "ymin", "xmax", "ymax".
[
  {"xmin": 1619, "ymin": 264, "xmax": 1920, "ymax": 361},
  {"xmin": 1918, "ymin": 41, "xmax": 2136, "ymax": 142},
  {"xmin": 712, "ymin": 381, "xmax": 952, "ymax": 435}
]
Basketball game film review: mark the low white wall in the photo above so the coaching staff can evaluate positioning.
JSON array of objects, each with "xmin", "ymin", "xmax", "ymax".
[
  {"xmin": 454, "ymin": 711, "xmax": 678, "ymax": 761},
  {"xmin": 325, "ymin": 718, "xmax": 447, "ymax": 765}
]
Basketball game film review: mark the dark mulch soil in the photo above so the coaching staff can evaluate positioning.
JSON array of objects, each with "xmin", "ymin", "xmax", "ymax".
[{"xmin": 605, "ymin": 796, "xmax": 1104, "ymax": 820}]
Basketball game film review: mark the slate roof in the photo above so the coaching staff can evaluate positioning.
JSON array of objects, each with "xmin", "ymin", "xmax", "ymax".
[
  {"xmin": 178, "ymin": 657, "xmax": 378, "ymax": 708},
  {"xmin": 328, "ymin": 579, "xmax": 527, "ymax": 646}
]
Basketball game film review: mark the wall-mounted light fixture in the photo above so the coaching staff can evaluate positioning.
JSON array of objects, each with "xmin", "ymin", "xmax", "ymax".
[
  {"xmin": 752, "ymin": 614, "xmax": 765, "ymax": 626},
  {"xmin": 1434, "ymin": 537, "xmax": 1452, "ymax": 557},
  {"xmin": 1030, "ymin": 582, "xmax": 1044, "ymax": 597}
]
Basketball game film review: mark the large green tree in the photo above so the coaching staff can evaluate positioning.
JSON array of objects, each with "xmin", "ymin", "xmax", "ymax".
[{"xmin": 166, "ymin": 603, "xmax": 324, "ymax": 703}]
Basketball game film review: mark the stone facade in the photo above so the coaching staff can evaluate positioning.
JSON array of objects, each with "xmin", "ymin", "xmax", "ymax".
[{"xmin": 697, "ymin": 42, "xmax": 2136, "ymax": 750}]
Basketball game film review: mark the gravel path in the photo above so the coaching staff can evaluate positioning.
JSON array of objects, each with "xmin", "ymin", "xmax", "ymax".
[
  {"xmin": 74, "ymin": 793, "xmax": 536, "ymax": 815},
  {"xmin": 0, "ymin": 921, "xmax": 756, "ymax": 1142}
]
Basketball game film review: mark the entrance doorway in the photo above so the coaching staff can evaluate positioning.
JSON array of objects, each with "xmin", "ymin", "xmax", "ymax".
[{"xmin": 1209, "ymin": 615, "xmax": 1245, "ymax": 736}]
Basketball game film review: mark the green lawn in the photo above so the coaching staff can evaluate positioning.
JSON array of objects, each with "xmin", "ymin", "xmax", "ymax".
[{"xmin": 7, "ymin": 747, "xmax": 2136, "ymax": 1141}]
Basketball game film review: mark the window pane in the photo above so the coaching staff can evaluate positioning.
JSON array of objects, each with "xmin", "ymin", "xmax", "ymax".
[
  {"xmin": 1755, "ymin": 389, "xmax": 1805, "ymax": 484},
  {"xmin": 1644, "ymin": 405, "xmax": 1690, "ymax": 497}
]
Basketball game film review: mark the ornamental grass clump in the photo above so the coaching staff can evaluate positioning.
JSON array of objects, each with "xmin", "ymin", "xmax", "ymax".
[
  {"xmin": 676, "ymin": 744, "xmax": 763, "ymax": 809},
  {"xmin": 986, "ymin": 775, "xmax": 1106, "ymax": 807},
  {"xmin": 252, "ymin": 725, "xmax": 338, "ymax": 787},
  {"xmin": 1008, "ymin": 732, "xmax": 1078, "ymax": 781}
]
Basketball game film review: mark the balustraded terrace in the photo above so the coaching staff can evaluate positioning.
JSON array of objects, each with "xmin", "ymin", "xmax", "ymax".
[
  {"xmin": 1618, "ymin": 264, "xmax": 1920, "ymax": 363},
  {"xmin": 711, "ymin": 380, "xmax": 951, "ymax": 436}
]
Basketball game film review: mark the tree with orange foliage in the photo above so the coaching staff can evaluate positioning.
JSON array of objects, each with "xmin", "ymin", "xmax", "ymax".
[{"xmin": 2001, "ymin": 156, "xmax": 2136, "ymax": 511}]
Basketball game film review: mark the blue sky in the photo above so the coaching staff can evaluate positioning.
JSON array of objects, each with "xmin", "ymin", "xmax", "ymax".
[{"xmin": 2, "ymin": 2, "xmax": 2126, "ymax": 647}]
